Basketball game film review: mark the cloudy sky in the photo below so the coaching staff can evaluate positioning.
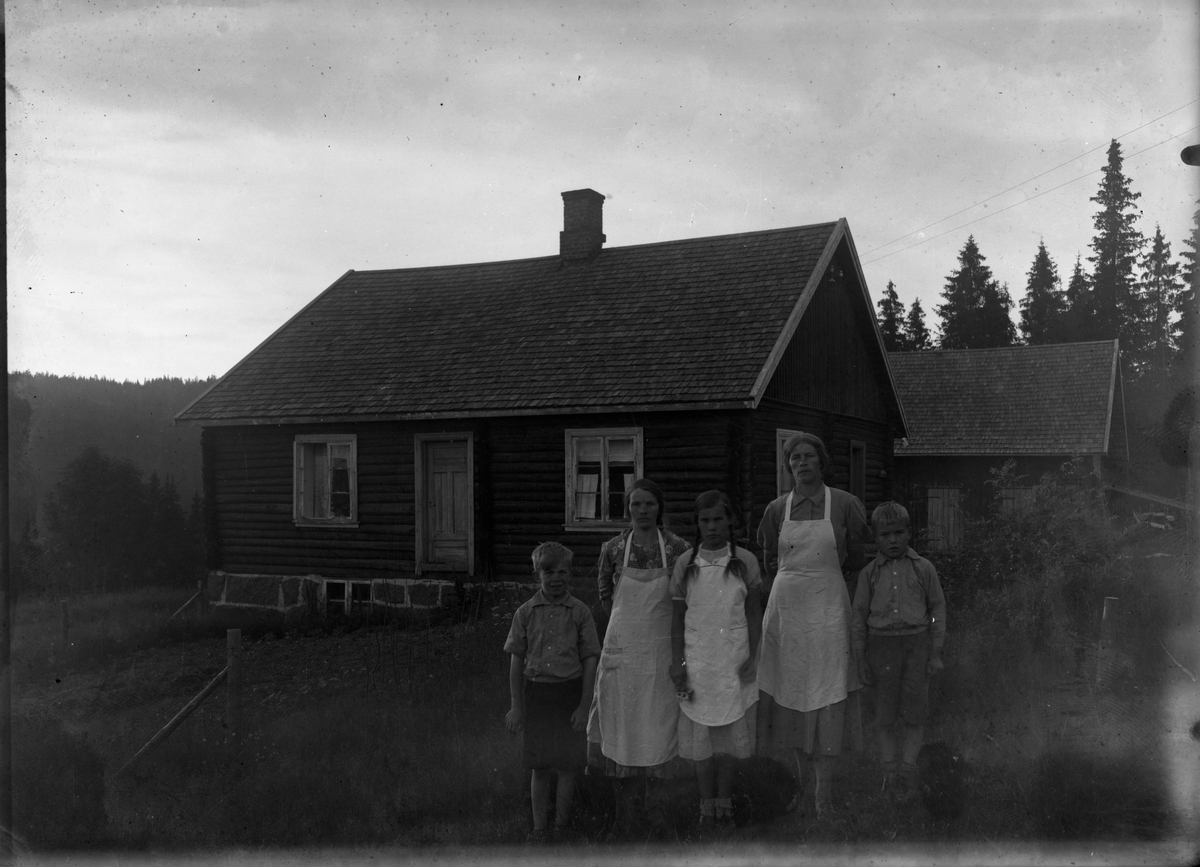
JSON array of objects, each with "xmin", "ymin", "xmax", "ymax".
[{"xmin": 7, "ymin": 0, "xmax": 1199, "ymax": 382}]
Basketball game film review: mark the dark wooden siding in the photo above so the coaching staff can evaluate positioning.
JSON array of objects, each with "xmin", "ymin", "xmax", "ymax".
[
  {"xmin": 763, "ymin": 244, "xmax": 893, "ymax": 425},
  {"xmin": 204, "ymin": 403, "xmax": 894, "ymax": 591},
  {"xmin": 208, "ymin": 421, "xmax": 488, "ymax": 582},
  {"xmin": 486, "ymin": 411, "xmax": 742, "ymax": 593},
  {"xmin": 893, "ymin": 454, "xmax": 1081, "ymax": 549},
  {"xmin": 209, "ymin": 422, "xmax": 412, "ymax": 579},
  {"xmin": 746, "ymin": 402, "xmax": 894, "ymax": 556}
]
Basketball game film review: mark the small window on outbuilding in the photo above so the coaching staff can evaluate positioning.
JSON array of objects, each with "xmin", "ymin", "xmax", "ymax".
[
  {"xmin": 999, "ymin": 486, "xmax": 1035, "ymax": 515},
  {"xmin": 294, "ymin": 434, "xmax": 358, "ymax": 526},
  {"xmin": 925, "ymin": 486, "xmax": 962, "ymax": 550},
  {"xmin": 565, "ymin": 428, "xmax": 643, "ymax": 529}
]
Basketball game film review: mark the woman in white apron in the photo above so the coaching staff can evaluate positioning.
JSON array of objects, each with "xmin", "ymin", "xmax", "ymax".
[
  {"xmin": 669, "ymin": 490, "xmax": 763, "ymax": 826},
  {"xmin": 587, "ymin": 479, "xmax": 690, "ymax": 809},
  {"xmin": 756, "ymin": 433, "xmax": 868, "ymax": 815}
]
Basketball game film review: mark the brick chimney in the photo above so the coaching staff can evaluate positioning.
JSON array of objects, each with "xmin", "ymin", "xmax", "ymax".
[{"xmin": 560, "ymin": 188, "xmax": 606, "ymax": 262}]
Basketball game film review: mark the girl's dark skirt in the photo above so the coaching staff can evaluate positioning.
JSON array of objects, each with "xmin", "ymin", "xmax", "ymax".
[{"xmin": 523, "ymin": 677, "xmax": 586, "ymax": 771}]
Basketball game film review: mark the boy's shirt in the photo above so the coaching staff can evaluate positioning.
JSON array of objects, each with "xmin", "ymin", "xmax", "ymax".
[
  {"xmin": 851, "ymin": 547, "xmax": 946, "ymax": 655},
  {"xmin": 504, "ymin": 589, "xmax": 601, "ymax": 682}
]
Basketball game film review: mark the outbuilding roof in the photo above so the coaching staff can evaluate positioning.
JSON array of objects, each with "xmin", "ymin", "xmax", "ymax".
[
  {"xmin": 888, "ymin": 340, "xmax": 1124, "ymax": 457},
  {"xmin": 178, "ymin": 217, "xmax": 905, "ymax": 427}
]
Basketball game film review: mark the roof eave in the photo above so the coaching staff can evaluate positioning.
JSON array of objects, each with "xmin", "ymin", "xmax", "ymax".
[
  {"xmin": 176, "ymin": 398, "xmax": 759, "ymax": 427},
  {"xmin": 172, "ymin": 269, "xmax": 357, "ymax": 426}
]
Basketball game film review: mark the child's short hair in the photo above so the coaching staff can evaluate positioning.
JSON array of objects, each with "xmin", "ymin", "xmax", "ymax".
[
  {"xmin": 530, "ymin": 541, "xmax": 574, "ymax": 573},
  {"xmin": 871, "ymin": 501, "xmax": 911, "ymax": 529}
]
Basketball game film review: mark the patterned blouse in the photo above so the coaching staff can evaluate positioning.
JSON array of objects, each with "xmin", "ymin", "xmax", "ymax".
[{"xmin": 596, "ymin": 527, "xmax": 690, "ymax": 606}]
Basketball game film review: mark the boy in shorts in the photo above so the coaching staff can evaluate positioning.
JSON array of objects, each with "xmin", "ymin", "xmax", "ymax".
[
  {"xmin": 851, "ymin": 502, "xmax": 946, "ymax": 799},
  {"xmin": 504, "ymin": 542, "xmax": 601, "ymax": 841}
]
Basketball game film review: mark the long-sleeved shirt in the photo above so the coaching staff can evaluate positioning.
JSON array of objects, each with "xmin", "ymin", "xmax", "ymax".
[{"xmin": 851, "ymin": 548, "xmax": 946, "ymax": 655}]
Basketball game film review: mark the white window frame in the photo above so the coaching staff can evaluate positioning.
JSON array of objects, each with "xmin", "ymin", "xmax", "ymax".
[
  {"xmin": 414, "ymin": 432, "xmax": 475, "ymax": 575},
  {"xmin": 564, "ymin": 427, "xmax": 644, "ymax": 531},
  {"xmin": 776, "ymin": 428, "xmax": 804, "ymax": 498},
  {"xmin": 293, "ymin": 434, "xmax": 358, "ymax": 527},
  {"xmin": 324, "ymin": 579, "xmax": 372, "ymax": 615}
]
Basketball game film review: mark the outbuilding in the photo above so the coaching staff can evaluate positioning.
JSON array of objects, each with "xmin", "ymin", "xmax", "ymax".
[{"xmin": 888, "ymin": 340, "xmax": 1129, "ymax": 549}]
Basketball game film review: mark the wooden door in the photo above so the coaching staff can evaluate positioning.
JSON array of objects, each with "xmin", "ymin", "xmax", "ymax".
[{"xmin": 423, "ymin": 439, "xmax": 470, "ymax": 568}]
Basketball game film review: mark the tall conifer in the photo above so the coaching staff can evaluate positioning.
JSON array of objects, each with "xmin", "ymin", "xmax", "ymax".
[
  {"xmin": 905, "ymin": 298, "xmax": 933, "ymax": 351},
  {"xmin": 1176, "ymin": 200, "xmax": 1200, "ymax": 374},
  {"xmin": 936, "ymin": 236, "xmax": 1015, "ymax": 349},
  {"xmin": 1062, "ymin": 255, "xmax": 1093, "ymax": 343},
  {"xmin": 1135, "ymin": 225, "xmax": 1182, "ymax": 380},
  {"xmin": 877, "ymin": 280, "xmax": 908, "ymax": 351},
  {"xmin": 1087, "ymin": 139, "xmax": 1144, "ymax": 342},
  {"xmin": 1019, "ymin": 241, "xmax": 1068, "ymax": 344}
]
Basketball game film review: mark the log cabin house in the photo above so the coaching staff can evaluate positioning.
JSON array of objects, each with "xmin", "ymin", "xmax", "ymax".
[
  {"xmin": 176, "ymin": 189, "xmax": 908, "ymax": 617},
  {"xmin": 888, "ymin": 340, "xmax": 1130, "ymax": 550}
]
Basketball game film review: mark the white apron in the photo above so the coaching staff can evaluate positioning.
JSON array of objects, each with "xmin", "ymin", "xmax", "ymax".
[
  {"xmin": 587, "ymin": 531, "xmax": 679, "ymax": 767},
  {"xmin": 680, "ymin": 548, "xmax": 757, "ymax": 727},
  {"xmin": 757, "ymin": 488, "xmax": 860, "ymax": 712}
]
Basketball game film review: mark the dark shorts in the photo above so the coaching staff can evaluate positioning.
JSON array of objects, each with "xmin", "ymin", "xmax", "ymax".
[
  {"xmin": 523, "ymin": 678, "xmax": 586, "ymax": 771},
  {"xmin": 867, "ymin": 633, "xmax": 930, "ymax": 726}
]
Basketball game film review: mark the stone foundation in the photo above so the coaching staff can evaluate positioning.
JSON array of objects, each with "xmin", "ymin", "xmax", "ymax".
[{"xmin": 207, "ymin": 571, "xmax": 522, "ymax": 619}]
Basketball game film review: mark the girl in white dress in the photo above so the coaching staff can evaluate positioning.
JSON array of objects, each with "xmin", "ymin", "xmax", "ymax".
[{"xmin": 669, "ymin": 490, "xmax": 763, "ymax": 827}]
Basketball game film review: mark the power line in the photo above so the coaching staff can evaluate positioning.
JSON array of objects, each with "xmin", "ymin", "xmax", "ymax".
[
  {"xmin": 860, "ymin": 99, "xmax": 1200, "ymax": 262},
  {"xmin": 862, "ymin": 120, "xmax": 1200, "ymax": 266}
]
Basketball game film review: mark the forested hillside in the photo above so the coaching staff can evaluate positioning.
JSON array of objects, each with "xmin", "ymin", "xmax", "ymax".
[{"xmin": 8, "ymin": 372, "xmax": 216, "ymax": 536}]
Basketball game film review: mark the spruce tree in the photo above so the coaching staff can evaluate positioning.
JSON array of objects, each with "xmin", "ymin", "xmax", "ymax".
[
  {"xmin": 936, "ymin": 235, "xmax": 1015, "ymax": 349},
  {"xmin": 905, "ymin": 298, "xmax": 933, "ymax": 351},
  {"xmin": 1062, "ymin": 255, "xmax": 1093, "ymax": 343},
  {"xmin": 1135, "ymin": 225, "xmax": 1182, "ymax": 380},
  {"xmin": 1087, "ymin": 139, "xmax": 1145, "ymax": 342},
  {"xmin": 1176, "ymin": 200, "xmax": 1200, "ymax": 375},
  {"xmin": 984, "ymin": 281, "xmax": 1019, "ymax": 347},
  {"xmin": 1019, "ymin": 241, "xmax": 1068, "ymax": 344},
  {"xmin": 877, "ymin": 280, "xmax": 909, "ymax": 351}
]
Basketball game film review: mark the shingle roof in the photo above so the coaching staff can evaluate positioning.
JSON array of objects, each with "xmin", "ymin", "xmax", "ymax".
[
  {"xmin": 179, "ymin": 220, "xmax": 891, "ymax": 424},
  {"xmin": 888, "ymin": 341, "xmax": 1120, "ymax": 456}
]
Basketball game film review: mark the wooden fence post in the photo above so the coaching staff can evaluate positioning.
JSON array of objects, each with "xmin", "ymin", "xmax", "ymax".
[
  {"xmin": 226, "ymin": 628, "xmax": 242, "ymax": 740},
  {"xmin": 1096, "ymin": 596, "xmax": 1120, "ymax": 688}
]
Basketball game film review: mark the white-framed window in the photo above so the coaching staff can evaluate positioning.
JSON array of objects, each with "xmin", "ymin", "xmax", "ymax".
[
  {"xmin": 294, "ymin": 434, "xmax": 358, "ymax": 526},
  {"xmin": 565, "ymin": 428, "xmax": 643, "ymax": 530},
  {"xmin": 325, "ymin": 579, "xmax": 371, "ymax": 615},
  {"xmin": 925, "ymin": 486, "xmax": 962, "ymax": 550}
]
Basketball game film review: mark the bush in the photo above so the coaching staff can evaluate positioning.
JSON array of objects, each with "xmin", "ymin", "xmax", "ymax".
[{"xmin": 929, "ymin": 458, "xmax": 1126, "ymax": 659}]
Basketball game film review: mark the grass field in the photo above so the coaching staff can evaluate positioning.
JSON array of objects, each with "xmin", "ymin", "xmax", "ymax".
[{"xmin": 8, "ymin": 542, "xmax": 1198, "ymax": 858}]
